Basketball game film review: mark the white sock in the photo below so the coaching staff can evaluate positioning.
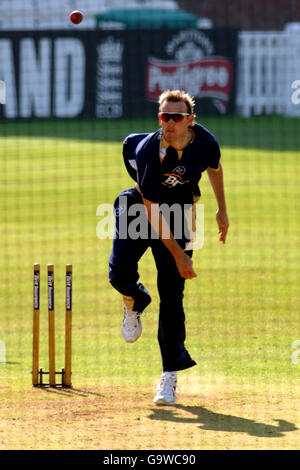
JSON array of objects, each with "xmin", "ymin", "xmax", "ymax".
[{"xmin": 163, "ymin": 371, "xmax": 177, "ymax": 377}]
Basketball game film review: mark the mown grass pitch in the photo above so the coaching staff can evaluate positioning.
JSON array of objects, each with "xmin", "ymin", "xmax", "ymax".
[{"xmin": 0, "ymin": 116, "xmax": 300, "ymax": 449}]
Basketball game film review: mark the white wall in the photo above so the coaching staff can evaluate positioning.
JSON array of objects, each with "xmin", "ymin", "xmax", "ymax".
[{"xmin": 237, "ymin": 29, "xmax": 300, "ymax": 117}]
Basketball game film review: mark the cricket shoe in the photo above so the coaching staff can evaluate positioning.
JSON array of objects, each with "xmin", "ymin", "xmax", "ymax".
[
  {"xmin": 121, "ymin": 307, "xmax": 142, "ymax": 343},
  {"xmin": 153, "ymin": 371, "xmax": 177, "ymax": 405}
]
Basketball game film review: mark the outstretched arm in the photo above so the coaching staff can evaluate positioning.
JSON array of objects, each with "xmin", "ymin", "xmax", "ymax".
[{"xmin": 206, "ymin": 163, "xmax": 229, "ymax": 244}]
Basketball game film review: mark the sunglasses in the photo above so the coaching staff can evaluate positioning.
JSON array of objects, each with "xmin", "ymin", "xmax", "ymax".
[{"xmin": 158, "ymin": 112, "xmax": 190, "ymax": 123}]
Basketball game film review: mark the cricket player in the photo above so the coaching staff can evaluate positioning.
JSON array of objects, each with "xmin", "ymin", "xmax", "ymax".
[{"xmin": 109, "ymin": 90, "xmax": 229, "ymax": 405}]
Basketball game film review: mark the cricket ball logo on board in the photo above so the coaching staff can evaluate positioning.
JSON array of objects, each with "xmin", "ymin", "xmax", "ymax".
[{"xmin": 146, "ymin": 30, "xmax": 233, "ymax": 114}]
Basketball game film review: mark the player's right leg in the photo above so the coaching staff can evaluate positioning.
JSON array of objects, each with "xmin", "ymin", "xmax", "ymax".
[{"xmin": 108, "ymin": 188, "xmax": 151, "ymax": 342}]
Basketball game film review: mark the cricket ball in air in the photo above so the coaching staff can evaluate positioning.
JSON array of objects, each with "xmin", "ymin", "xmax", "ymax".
[{"xmin": 70, "ymin": 10, "xmax": 83, "ymax": 24}]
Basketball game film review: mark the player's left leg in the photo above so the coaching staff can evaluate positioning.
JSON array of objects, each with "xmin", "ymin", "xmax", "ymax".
[{"xmin": 151, "ymin": 242, "xmax": 196, "ymax": 404}]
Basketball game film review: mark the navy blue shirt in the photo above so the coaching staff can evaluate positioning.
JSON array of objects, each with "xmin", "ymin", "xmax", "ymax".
[{"xmin": 123, "ymin": 122, "xmax": 220, "ymax": 205}]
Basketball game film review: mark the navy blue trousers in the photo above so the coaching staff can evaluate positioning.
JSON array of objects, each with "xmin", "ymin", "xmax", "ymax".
[{"xmin": 108, "ymin": 188, "xmax": 196, "ymax": 372}]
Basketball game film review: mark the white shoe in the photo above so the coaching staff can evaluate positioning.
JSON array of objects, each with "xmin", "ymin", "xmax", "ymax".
[
  {"xmin": 153, "ymin": 372, "xmax": 177, "ymax": 405},
  {"xmin": 121, "ymin": 307, "xmax": 142, "ymax": 343}
]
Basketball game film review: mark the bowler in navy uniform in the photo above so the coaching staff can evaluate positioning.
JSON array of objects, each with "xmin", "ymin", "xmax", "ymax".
[{"xmin": 109, "ymin": 90, "xmax": 229, "ymax": 405}]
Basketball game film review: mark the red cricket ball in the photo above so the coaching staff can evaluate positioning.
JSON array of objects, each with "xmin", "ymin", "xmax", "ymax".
[{"xmin": 70, "ymin": 10, "xmax": 83, "ymax": 24}]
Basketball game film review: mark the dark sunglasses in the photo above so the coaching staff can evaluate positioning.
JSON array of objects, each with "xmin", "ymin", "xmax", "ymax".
[{"xmin": 158, "ymin": 112, "xmax": 190, "ymax": 123}]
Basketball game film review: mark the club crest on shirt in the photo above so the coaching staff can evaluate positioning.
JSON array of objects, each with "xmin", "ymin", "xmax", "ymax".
[{"xmin": 174, "ymin": 166, "xmax": 186, "ymax": 175}]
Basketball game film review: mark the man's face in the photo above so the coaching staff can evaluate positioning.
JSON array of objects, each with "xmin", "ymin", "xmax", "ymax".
[{"xmin": 159, "ymin": 100, "xmax": 194, "ymax": 143}]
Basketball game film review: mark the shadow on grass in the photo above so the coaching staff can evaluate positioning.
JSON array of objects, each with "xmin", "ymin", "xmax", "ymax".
[
  {"xmin": 148, "ymin": 405, "xmax": 297, "ymax": 438},
  {"xmin": 0, "ymin": 362, "xmax": 20, "ymax": 365},
  {"xmin": 43, "ymin": 387, "xmax": 104, "ymax": 398}
]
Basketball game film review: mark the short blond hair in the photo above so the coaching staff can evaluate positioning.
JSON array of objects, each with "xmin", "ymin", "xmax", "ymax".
[{"xmin": 158, "ymin": 89, "xmax": 195, "ymax": 114}]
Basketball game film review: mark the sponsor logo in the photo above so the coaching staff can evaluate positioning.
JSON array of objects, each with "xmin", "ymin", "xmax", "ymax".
[
  {"xmin": 146, "ymin": 30, "xmax": 233, "ymax": 114},
  {"xmin": 96, "ymin": 37, "xmax": 124, "ymax": 118},
  {"xmin": 162, "ymin": 165, "xmax": 187, "ymax": 187}
]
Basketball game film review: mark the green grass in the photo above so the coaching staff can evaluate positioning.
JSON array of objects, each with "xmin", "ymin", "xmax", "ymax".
[
  {"xmin": 1, "ymin": 115, "xmax": 300, "ymax": 150},
  {"xmin": 0, "ymin": 116, "xmax": 300, "ymax": 449}
]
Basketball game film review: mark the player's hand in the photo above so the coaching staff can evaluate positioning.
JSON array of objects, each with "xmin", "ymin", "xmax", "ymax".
[
  {"xmin": 175, "ymin": 252, "xmax": 197, "ymax": 279},
  {"xmin": 216, "ymin": 209, "xmax": 229, "ymax": 244}
]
